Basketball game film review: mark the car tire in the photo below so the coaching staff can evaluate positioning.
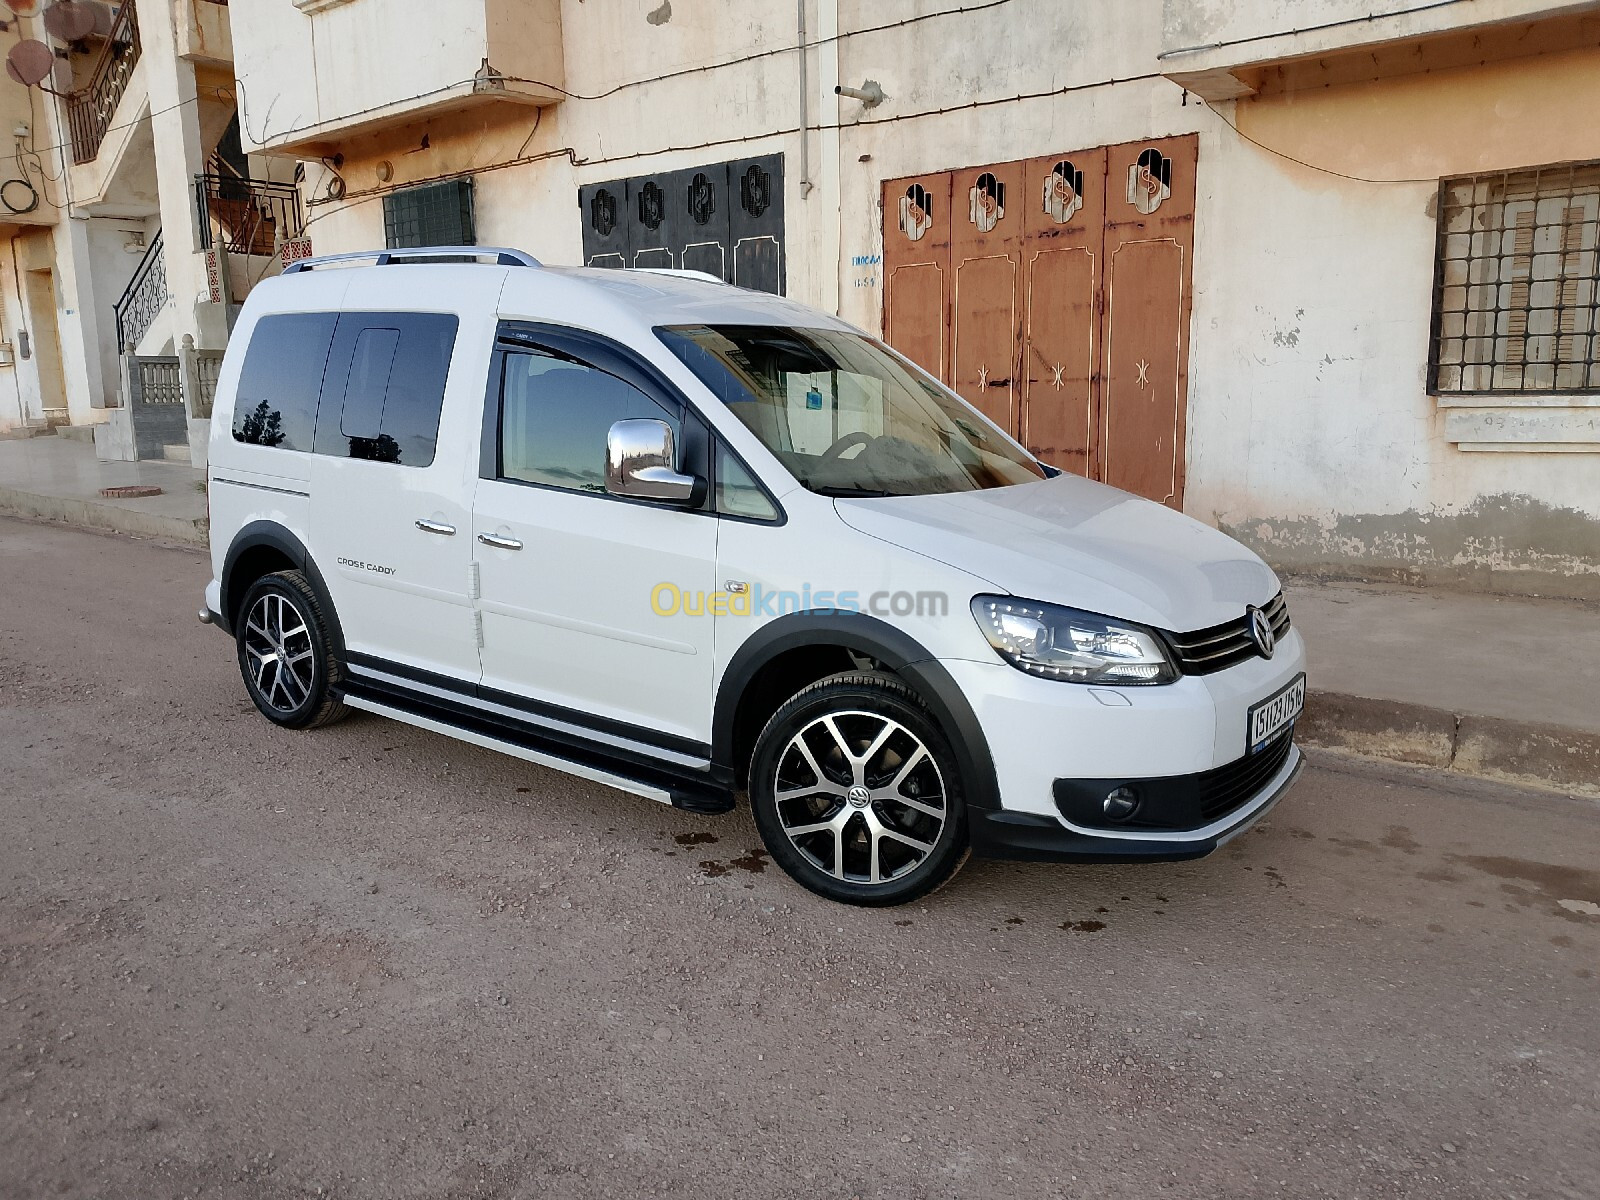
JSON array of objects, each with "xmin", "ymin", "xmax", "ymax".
[
  {"xmin": 235, "ymin": 570, "xmax": 349, "ymax": 730},
  {"xmin": 749, "ymin": 671, "xmax": 969, "ymax": 907}
]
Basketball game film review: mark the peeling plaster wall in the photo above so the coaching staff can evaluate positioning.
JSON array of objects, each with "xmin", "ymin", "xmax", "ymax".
[{"xmin": 1184, "ymin": 47, "xmax": 1600, "ymax": 597}]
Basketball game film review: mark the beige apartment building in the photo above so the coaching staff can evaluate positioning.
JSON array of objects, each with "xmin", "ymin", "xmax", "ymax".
[
  {"xmin": 0, "ymin": 0, "xmax": 292, "ymax": 465},
  {"xmin": 5, "ymin": 0, "xmax": 1598, "ymax": 596}
]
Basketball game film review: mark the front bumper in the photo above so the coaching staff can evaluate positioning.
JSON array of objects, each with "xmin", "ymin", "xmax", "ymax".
[{"xmin": 970, "ymin": 742, "xmax": 1304, "ymax": 863}]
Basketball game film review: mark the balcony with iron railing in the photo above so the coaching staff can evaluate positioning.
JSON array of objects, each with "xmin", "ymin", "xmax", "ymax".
[
  {"xmin": 66, "ymin": 0, "xmax": 142, "ymax": 165},
  {"xmin": 195, "ymin": 160, "xmax": 304, "ymax": 258}
]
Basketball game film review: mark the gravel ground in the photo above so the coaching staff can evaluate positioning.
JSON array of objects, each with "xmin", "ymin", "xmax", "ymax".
[{"xmin": 1, "ymin": 516, "xmax": 1597, "ymax": 1200}]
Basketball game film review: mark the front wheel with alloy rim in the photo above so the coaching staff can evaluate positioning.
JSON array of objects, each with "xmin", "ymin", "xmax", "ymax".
[
  {"xmin": 234, "ymin": 570, "xmax": 349, "ymax": 730},
  {"xmin": 749, "ymin": 672, "xmax": 969, "ymax": 906}
]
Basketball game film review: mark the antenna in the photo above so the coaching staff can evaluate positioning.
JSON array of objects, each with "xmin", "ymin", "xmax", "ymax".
[
  {"xmin": 4, "ymin": 40, "xmax": 54, "ymax": 89},
  {"xmin": 42, "ymin": 0, "xmax": 97, "ymax": 41}
]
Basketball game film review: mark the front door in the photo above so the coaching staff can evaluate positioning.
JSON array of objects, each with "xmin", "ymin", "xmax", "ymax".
[{"xmin": 472, "ymin": 341, "xmax": 718, "ymax": 753}]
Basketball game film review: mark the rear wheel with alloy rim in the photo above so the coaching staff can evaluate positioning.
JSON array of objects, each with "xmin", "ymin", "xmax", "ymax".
[
  {"xmin": 749, "ymin": 672, "xmax": 969, "ymax": 906},
  {"xmin": 235, "ymin": 570, "xmax": 348, "ymax": 730}
]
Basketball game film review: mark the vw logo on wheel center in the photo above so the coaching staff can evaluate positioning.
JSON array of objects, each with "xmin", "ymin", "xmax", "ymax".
[
  {"xmin": 847, "ymin": 785, "xmax": 871, "ymax": 808},
  {"xmin": 1247, "ymin": 605, "xmax": 1276, "ymax": 659}
]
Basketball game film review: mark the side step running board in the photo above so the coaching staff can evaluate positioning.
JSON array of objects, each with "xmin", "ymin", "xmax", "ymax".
[{"xmin": 343, "ymin": 692, "xmax": 736, "ymax": 814}]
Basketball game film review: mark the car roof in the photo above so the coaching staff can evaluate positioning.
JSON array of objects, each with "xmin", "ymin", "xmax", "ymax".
[
  {"xmin": 245, "ymin": 255, "xmax": 858, "ymax": 340},
  {"xmin": 505, "ymin": 265, "xmax": 856, "ymax": 334}
]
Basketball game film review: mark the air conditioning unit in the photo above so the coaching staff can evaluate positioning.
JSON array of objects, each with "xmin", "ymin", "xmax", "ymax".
[{"xmin": 80, "ymin": 1, "xmax": 119, "ymax": 39}]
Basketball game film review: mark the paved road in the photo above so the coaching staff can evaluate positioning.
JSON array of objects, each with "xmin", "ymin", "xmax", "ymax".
[{"xmin": 2, "ymin": 516, "xmax": 1597, "ymax": 1200}]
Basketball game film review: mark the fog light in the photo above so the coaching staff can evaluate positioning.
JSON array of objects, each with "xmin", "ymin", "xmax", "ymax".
[{"xmin": 1102, "ymin": 786, "xmax": 1140, "ymax": 822}]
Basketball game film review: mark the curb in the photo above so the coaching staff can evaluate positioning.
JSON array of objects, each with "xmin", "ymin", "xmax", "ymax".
[
  {"xmin": 1299, "ymin": 689, "xmax": 1599, "ymax": 799},
  {"xmin": 0, "ymin": 486, "xmax": 208, "ymax": 549}
]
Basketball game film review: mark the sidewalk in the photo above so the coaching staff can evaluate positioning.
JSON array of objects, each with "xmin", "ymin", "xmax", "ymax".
[
  {"xmin": 1288, "ymin": 578, "xmax": 1599, "ymax": 798},
  {"xmin": 0, "ymin": 434, "xmax": 1594, "ymax": 796},
  {"xmin": 0, "ymin": 434, "xmax": 208, "ymax": 547}
]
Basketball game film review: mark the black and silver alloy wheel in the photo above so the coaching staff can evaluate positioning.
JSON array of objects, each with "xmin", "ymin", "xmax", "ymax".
[
  {"xmin": 775, "ymin": 711, "xmax": 947, "ymax": 885},
  {"xmin": 750, "ymin": 672, "xmax": 968, "ymax": 906},
  {"xmin": 234, "ymin": 570, "xmax": 349, "ymax": 730},
  {"xmin": 243, "ymin": 591, "xmax": 316, "ymax": 715}
]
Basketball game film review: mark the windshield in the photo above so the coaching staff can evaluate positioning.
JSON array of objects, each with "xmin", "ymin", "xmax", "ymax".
[{"xmin": 658, "ymin": 324, "xmax": 1046, "ymax": 497}]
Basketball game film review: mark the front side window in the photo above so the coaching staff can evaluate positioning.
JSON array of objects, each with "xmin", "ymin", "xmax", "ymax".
[
  {"xmin": 232, "ymin": 313, "xmax": 337, "ymax": 451},
  {"xmin": 659, "ymin": 324, "xmax": 1045, "ymax": 497},
  {"xmin": 1431, "ymin": 162, "xmax": 1600, "ymax": 394},
  {"xmin": 498, "ymin": 351, "xmax": 679, "ymax": 494},
  {"xmin": 716, "ymin": 445, "xmax": 779, "ymax": 521}
]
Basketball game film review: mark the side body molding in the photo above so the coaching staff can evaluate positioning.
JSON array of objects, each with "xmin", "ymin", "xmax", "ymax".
[{"xmin": 712, "ymin": 611, "xmax": 1001, "ymax": 810}]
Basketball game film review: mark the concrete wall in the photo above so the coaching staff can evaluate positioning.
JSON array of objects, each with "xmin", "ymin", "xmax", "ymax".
[
  {"xmin": 232, "ymin": 0, "xmax": 1600, "ymax": 596},
  {"xmin": 1187, "ymin": 44, "xmax": 1600, "ymax": 596}
]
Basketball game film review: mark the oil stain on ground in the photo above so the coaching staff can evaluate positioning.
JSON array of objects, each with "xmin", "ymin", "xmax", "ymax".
[
  {"xmin": 699, "ymin": 849, "xmax": 769, "ymax": 878},
  {"xmin": 674, "ymin": 832, "xmax": 719, "ymax": 846},
  {"xmin": 1061, "ymin": 920, "xmax": 1106, "ymax": 933},
  {"xmin": 1446, "ymin": 854, "xmax": 1600, "ymax": 921}
]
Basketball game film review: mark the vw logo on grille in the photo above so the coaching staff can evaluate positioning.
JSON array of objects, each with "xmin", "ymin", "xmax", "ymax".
[{"xmin": 1247, "ymin": 605, "xmax": 1276, "ymax": 659}]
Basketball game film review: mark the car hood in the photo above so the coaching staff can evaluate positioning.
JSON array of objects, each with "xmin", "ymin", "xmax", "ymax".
[{"xmin": 834, "ymin": 475, "xmax": 1280, "ymax": 633}]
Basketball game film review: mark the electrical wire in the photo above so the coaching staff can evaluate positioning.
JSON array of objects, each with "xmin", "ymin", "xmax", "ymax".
[
  {"xmin": 502, "ymin": 0, "xmax": 1017, "ymax": 104},
  {"xmin": 1158, "ymin": 0, "xmax": 1472, "ymax": 60},
  {"xmin": 1204, "ymin": 100, "xmax": 1439, "ymax": 185},
  {"xmin": 308, "ymin": 71, "xmax": 1173, "ymax": 209},
  {"xmin": 14, "ymin": 85, "xmax": 235, "ymax": 165}
]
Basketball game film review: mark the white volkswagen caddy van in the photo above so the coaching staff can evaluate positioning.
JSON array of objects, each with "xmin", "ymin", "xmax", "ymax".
[{"xmin": 202, "ymin": 246, "xmax": 1306, "ymax": 906}]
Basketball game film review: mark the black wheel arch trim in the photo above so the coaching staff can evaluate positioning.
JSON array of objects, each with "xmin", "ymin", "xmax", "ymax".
[
  {"xmin": 219, "ymin": 521, "xmax": 345, "ymax": 656},
  {"xmin": 712, "ymin": 611, "xmax": 1001, "ymax": 810}
]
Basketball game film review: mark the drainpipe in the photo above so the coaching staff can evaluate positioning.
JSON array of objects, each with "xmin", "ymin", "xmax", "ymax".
[
  {"xmin": 797, "ymin": 0, "xmax": 813, "ymax": 198},
  {"xmin": 817, "ymin": 0, "xmax": 843, "ymax": 315}
]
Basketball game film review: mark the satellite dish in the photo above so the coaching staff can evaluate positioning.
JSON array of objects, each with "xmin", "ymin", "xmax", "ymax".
[
  {"xmin": 43, "ymin": 0, "xmax": 98, "ymax": 41},
  {"xmin": 5, "ymin": 40, "xmax": 55, "ymax": 89}
]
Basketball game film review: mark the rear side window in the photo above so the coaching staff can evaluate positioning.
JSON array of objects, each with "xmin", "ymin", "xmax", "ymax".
[
  {"xmin": 499, "ymin": 350, "xmax": 678, "ymax": 493},
  {"xmin": 316, "ymin": 313, "xmax": 459, "ymax": 466},
  {"xmin": 232, "ymin": 314, "xmax": 337, "ymax": 451}
]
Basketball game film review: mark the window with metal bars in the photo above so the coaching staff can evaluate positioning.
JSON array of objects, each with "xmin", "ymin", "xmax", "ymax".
[
  {"xmin": 1430, "ymin": 162, "xmax": 1600, "ymax": 395},
  {"xmin": 382, "ymin": 178, "xmax": 476, "ymax": 249}
]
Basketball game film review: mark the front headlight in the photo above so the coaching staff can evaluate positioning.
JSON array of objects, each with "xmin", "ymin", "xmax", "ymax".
[{"xmin": 971, "ymin": 595, "xmax": 1178, "ymax": 685}]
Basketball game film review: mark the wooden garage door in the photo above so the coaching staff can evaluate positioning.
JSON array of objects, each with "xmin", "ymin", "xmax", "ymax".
[
  {"xmin": 882, "ymin": 135, "xmax": 1197, "ymax": 509},
  {"xmin": 1021, "ymin": 149, "xmax": 1107, "ymax": 479},
  {"xmin": 883, "ymin": 173, "xmax": 952, "ymax": 382},
  {"xmin": 1100, "ymin": 137, "xmax": 1197, "ymax": 507}
]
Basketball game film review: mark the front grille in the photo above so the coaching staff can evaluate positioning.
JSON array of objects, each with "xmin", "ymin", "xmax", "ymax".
[
  {"xmin": 1167, "ymin": 592, "xmax": 1291, "ymax": 676},
  {"xmin": 1197, "ymin": 730, "xmax": 1295, "ymax": 822}
]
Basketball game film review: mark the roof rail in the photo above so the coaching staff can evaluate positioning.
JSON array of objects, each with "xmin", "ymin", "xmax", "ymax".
[
  {"xmin": 626, "ymin": 267, "xmax": 728, "ymax": 285},
  {"xmin": 282, "ymin": 246, "xmax": 541, "ymax": 275}
]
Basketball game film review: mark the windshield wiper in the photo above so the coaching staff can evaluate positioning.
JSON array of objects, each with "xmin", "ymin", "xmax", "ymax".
[{"xmin": 805, "ymin": 484, "xmax": 895, "ymax": 498}]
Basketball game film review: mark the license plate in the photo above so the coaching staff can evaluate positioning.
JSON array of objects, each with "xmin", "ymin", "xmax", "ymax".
[{"xmin": 1247, "ymin": 673, "xmax": 1306, "ymax": 753}]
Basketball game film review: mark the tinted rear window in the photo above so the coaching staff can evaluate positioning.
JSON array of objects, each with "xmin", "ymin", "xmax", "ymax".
[
  {"xmin": 232, "ymin": 314, "xmax": 337, "ymax": 451},
  {"xmin": 316, "ymin": 313, "xmax": 459, "ymax": 466}
]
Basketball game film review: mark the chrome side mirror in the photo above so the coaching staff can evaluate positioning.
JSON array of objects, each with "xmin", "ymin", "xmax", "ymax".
[{"xmin": 605, "ymin": 418, "xmax": 702, "ymax": 505}]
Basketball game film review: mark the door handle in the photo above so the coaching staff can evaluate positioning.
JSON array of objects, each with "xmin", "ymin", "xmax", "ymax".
[
  {"xmin": 477, "ymin": 532, "xmax": 523, "ymax": 551},
  {"xmin": 414, "ymin": 519, "xmax": 456, "ymax": 536}
]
